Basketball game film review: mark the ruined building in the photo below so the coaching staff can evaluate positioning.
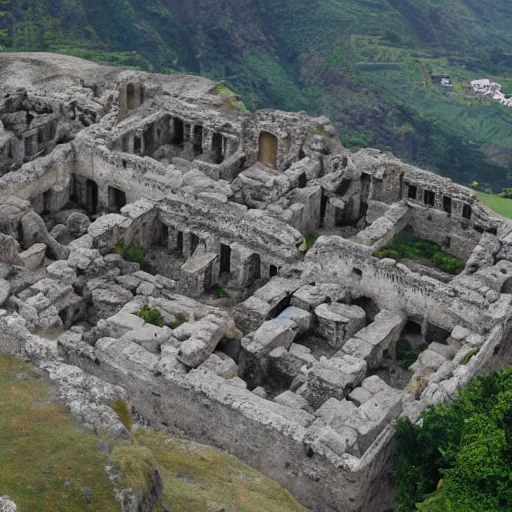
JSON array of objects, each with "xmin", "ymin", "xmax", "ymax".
[{"xmin": 0, "ymin": 53, "xmax": 511, "ymax": 512}]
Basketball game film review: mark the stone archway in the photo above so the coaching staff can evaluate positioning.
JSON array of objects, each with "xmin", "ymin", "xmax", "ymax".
[{"xmin": 258, "ymin": 131, "xmax": 278, "ymax": 168}]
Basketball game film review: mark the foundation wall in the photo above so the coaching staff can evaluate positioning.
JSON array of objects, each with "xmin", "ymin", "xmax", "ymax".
[
  {"xmin": 303, "ymin": 236, "xmax": 494, "ymax": 334},
  {"xmin": 58, "ymin": 341, "xmax": 396, "ymax": 512}
]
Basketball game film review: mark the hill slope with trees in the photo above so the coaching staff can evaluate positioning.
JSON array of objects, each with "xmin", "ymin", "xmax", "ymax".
[{"xmin": 1, "ymin": 0, "xmax": 512, "ymax": 189}]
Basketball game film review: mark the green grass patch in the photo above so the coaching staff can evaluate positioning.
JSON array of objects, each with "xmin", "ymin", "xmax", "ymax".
[
  {"xmin": 210, "ymin": 82, "xmax": 248, "ymax": 112},
  {"xmin": 168, "ymin": 312, "xmax": 187, "ymax": 329},
  {"xmin": 136, "ymin": 305, "xmax": 164, "ymax": 328},
  {"xmin": 374, "ymin": 230, "xmax": 465, "ymax": 275},
  {"xmin": 0, "ymin": 355, "xmax": 118, "ymax": 511},
  {"xmin": 460, "ymin": 348, "xmax": 479, "ymax": 365},
  {"xmin": 108, "ymin": 399, "xmax": 133, "ymax": 433},
  {"xmin": 114, "ymin": 243, "xmax": 156, "ymax": 275},
  {"xmin": 216, "ymin": 284, "xmax": 229, "ymax": 298},
  {"xmin": 476, "ymin": 192, "xmax": 512, "ymax": 218},
  {"xmin": 303, "ymin": 233, "xmax": 317, "ymax": 250},
  {"xmin": 130, "ymin": 429, "xmax": 307, "ymax": 512}
]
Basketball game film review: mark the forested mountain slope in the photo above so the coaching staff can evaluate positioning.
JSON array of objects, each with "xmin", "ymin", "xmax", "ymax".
[{"xmin": 1, "ymin": 0, "xmax": 512, "ymax": 189}]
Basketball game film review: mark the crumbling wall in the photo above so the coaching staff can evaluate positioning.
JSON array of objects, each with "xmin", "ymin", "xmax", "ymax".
[{"xmin": 303, "ymin": 236, "xmax": 497, "ymax": 334}]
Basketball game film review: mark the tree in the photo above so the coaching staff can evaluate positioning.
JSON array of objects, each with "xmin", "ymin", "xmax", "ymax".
[{"xmin": 395, "ymin": 368, "xmax": 512, "ymax": 512}]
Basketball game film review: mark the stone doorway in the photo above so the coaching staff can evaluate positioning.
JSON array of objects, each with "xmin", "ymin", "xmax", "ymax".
[
  {"xmin": 258, "ymin": 131, "xmax": 278, "ymax": 168},
  {"xmin": 86, "ymin": 179, "xmax": 98, "ymax": 214},
  {"xmin": 108, "ymin": 186, "xmax": 126, "ymax": 212}
]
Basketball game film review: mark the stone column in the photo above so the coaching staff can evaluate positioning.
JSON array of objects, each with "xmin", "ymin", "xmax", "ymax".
[{"xmin": 202, "ymin": 130, "xmax": 213, "ymax": 153}]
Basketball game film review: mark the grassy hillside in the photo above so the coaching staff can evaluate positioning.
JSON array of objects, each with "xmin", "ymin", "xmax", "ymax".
[
  {"xmin": 0, "ymin": 353, "xmax": 306, "ymax": 511},
  {"xmin": 0, "ymin": 355, "xmax": 119, "ymax": 511},
  {"xmin": 476, "ymin": 191, "xmax": 512, "ymax": 218},
  {"xmin": 1, "ymin": 0, "xmax": 512, "ymax": 190}
]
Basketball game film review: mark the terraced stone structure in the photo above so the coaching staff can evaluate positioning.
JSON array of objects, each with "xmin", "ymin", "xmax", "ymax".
[{"xmin": 1, "ymin": 53, "xmax": 511, "ymax": 512}]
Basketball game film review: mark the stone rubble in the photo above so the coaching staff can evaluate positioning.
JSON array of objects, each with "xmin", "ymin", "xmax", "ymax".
[{"xmin": 0, "ymin": 53, "xmax": 511, "ymax": 512}]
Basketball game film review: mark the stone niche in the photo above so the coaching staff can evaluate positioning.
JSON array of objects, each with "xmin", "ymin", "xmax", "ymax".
[
  {"xmin": 258, "ymin": 131, "xmax": 278, "ymax": 168},
  {"xmin": 119, "ymin": 82, "xmax": 144, "ymax": 119}
]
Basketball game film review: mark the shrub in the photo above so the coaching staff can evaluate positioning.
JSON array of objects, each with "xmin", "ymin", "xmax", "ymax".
[
  {"xmin": 498, "ymin": 187, "xmax": 512, "ymax": 199},
  {"xmin": 395, "ymin": 368, "xmax": 512, "ymax": 512},
  {"xmin": 112, "ymin": 443, "xmax": 158, "ymax": 496},
  {"xmin": 303, "ymin": 233, "xmax": 317, "ymax": 250},
  {"xmin": 432, "ymin": 252, "xmax": 465, "ymax": 275},
  {"xmin": 136, "ymin": 305, "xmax": 164, "ymax": 327},
  {"xmin": 168, "ymin": 312, "xmax": 187, "ymax": 329},
  {"xmin": 216, "ymin": 284, "xmax": 229, "ymax": 298},
  {"xmin": 373, "ymin": 231, "xmax": 465, "ymax": 275},
  {"xmin": 396, "ymin": 338, "xmax": 427, "ymax": 369},
  {"xmin": 114, "ymin": 243, "xmax": 156, "ymax": 275}
]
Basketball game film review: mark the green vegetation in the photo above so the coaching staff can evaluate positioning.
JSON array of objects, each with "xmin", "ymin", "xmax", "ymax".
[
  {"xmin": 499, "ymin": 188, "xmax": 512, "ymax": 199},
  {"xmin": 396, "ymin": 338, "xmax": 427, "ymax": 369},
  {"xmin": 395, "ymin": 368, "xmax": 512, "ymax": 512},
  {"xmin": 114, "ymin": 243, "xmax": 155, "ymax": 274},
  {"xmin": 112, "ymin": 442, "xmax": 158, "ymax": 500},
  {"xmin": 136, "ymin": 305, "xmax": 164, "ymax": 327},
  {"xmin": 476, "ymin": 192, "xmax": 512, "ymax": 218},
  {"xmin": 210, "ymin": 82, "xmax": 248, "ymax": 111},
  {"xmin": 119, "ymin": 429, "xmax": 307, "ymax": 512},
  {"xmin": 1, "ymin": 0, "xmax": 512, "ymax": 190},
  {"xmin": 168, "ymin": 312, "xmax": 187, "ymax": 329},
  {"xmin": 303, "ymin": 233, "xmax": 317, "ymax": 250},
  {"xmin": 216, "ymin": 283, "xmax": 229, "ymax": 298},
  {"xmin": 459, "ymin": 348, "xmax": 479, "ymax": 365},
  {"xmin": 0, "ymin": 354, "xmax": 119, "ymax": 511},
  {"xmin": 108, "ymin": 399, "xmax": 133, "ymax": 432},
  {"xmin": 0, "ymin": 353, "xmax": 306, "ymax": 511},
  {"xmin": 374, "ymin": 231, "xmax": 465, "ymax": 275}
]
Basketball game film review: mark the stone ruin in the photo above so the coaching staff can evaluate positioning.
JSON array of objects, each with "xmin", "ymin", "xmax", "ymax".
[{"xmin": 0, "ymin": 53, "xmax": 511, "ymax": 512}]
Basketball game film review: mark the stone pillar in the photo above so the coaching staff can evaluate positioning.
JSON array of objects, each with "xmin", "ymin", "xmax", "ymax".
[
  {"xmin": 128, "ymin": 133, "xmax": 135, "ymax": 154},
  {"xmin": 202, "ymin": 130, "xmax": 213, "ymax": 153}
]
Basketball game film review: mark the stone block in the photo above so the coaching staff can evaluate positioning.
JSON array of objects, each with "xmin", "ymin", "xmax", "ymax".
[
  {"xmin": 274, "ymin": 390, "xmax": 310, "ymax": 411},
  {"xmin": 103, "ymin": 311, "xmax": 146, "ymax": 338},
  {"xmin": 352, "ymin": 310, "xmax": 406, "ymax": 353},
  {"xmin": 0, "ymin": 279, "xmax": 11, "ymax": 307},
  {"xmin": 198, "ymin": 352, "xmax": 238, "ymax": 379},
  {"xmin": 341, "ymin": 337, "xmax": 382, "ymax": 369},
  {"xmin": 277, "ymin": 306, "xmax": 312, "ymax": 334},
  {"xmin": 361, "ymin": 375, "xmax": 390, "ymax": 395},
  {"xmin": 409, "ymin": 349, "xmax": 447, "ymax": 373},
  {"xmin": 46, "ymin": 260, "xmax": 77, "ymax": 285},
  {"xmin": 348, "ymin": 387, "xmax": 373, "ymax": 406},
  {"xmin": 268, "ymin": 343, "xmax": 316, "ymax": 388},
  {"xmin": 345, "ymin": 388, "xmax": 402, "ymax": 453},
  {"xmin": 176, "ymin": 314, "xmax": 230, "ymax": 368},
  {"xmin": 428, "ymin": 342, "xmax": 455, "ymax": 360},
  {"xmin": 299, "ymin": 355, "xmax": 367, "ymax": 409},
  {"xmin": 315, "ymin": 397, "xmax": 357, "ymax": 425},
  {"xmin": 238, "ymin": 317, "xmax": 298, "ymax": 388},
  {"xmin": 291, "ymin": 283, "xmax": 347, "ymax": 312},
  {"xmin": 315, "ymin": 303, "xmax": 366, "ymax": 349},
  {"xmin": 120, "ymin": 324, "xmax": 172, "ymax": 354},
  {"xmin": 18, "ymin": 243, "xmax": 46, "ymax": 270}
]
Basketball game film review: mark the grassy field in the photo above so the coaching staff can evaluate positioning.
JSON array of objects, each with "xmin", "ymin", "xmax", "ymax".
[
  {"xmin": 0, "ymin": 355, "xmax": 119, "ymax": 512},
  {"xmin": 119, "ymin": 429, "xmax": 307, "ymax": 512},
  {"xmin": 476, "ymin": 192, "xmax": 512, "ymax": 218},
  {"xmin": 0, "ymin": 353, "xmax": 306, "ymax": 512}
]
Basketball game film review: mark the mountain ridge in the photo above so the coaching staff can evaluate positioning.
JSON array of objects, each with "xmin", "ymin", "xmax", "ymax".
[{"xmin": 1, "ymin": 0, "xmax": 512, "ymax": 190}]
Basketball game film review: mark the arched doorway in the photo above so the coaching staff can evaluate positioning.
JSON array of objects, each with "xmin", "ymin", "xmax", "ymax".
[
  {"xmin": 126, "ymin": 83, "xmax": 141, "ymax": 110},
  {"xmin": 258, "ymin": 131, "xmax": 278, "ymax": 168}
]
